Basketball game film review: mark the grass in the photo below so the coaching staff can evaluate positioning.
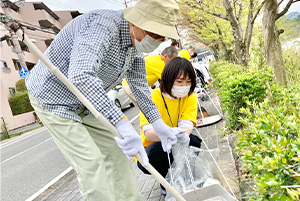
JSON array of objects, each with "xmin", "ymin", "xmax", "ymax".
[
  {"xmin": 1, "ymin": 132, "xmax": 23, "ymax": 141},
  {"xmin": 0, "ymin": 126, "xmax": 43, "ymax": 141}
]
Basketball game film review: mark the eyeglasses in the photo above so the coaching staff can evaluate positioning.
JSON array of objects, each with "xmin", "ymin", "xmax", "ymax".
[{"xmin": 145, "ymin": 31, "xmax": 168, "ymax": 42}]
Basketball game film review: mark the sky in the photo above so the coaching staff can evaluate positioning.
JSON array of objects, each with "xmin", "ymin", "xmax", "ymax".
[
  {"xmin": 14, "ymin": 0, "xmax": 299, "ymax": 14},
  {"xmin": 17, "ymin": 0, "xmax": 133, "ymax": 12}
]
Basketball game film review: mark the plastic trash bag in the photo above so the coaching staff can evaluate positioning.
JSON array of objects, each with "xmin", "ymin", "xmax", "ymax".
[{"xmin": 165, "ymin": 144, "xmax": 220, "ymax": 201}]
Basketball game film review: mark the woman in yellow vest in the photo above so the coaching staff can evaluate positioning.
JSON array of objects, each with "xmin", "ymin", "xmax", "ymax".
[
  {"xmin": 122, "ymin": 46, "xmax": 178, "ymax": 109},
  {"xmin": 137, "ymin": 57, "xmax": 201, "ymax": 195}
]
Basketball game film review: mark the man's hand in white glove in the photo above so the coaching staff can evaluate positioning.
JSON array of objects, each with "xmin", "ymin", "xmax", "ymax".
[
  {"xmin": 176, "ymin": 131, "xmax": 190, "ymax": 147},
  {"xmin": 152, "ymin": 119, "xmax": 185, "ymax": 152},
  {"xmin": 115, "ymin": 118, "xmax": 149, "ymax": 166}
]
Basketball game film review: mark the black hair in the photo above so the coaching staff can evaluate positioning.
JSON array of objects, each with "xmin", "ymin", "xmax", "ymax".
[{"xmin": 160, "ymin": 57, "xmax": 196, "ymax": 96}]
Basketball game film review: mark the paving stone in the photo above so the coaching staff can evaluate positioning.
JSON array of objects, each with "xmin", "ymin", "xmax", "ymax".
[
  {"xmin": 149, "ymin": 188, "xmax": 162, "ymax": 198},
  {"xmin": 141, "ymin": 178, "xmax": 156, "ymax": 192},
  {"xmin": 141, "ymin": 191, "xmax": 151, "ymax": 200},
  {"xmin": 147, "ymin": 196, "xmax": 163, "ymax": 201}
]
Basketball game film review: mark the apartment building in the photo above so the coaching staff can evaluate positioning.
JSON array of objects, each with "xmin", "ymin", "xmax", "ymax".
[{"xmin": 0, "ymin": 1, "xmax": 80, "ymax": 130}]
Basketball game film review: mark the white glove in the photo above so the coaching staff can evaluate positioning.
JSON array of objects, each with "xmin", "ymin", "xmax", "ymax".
[
  {"xmin": 176, "ymin": 131, "xmax": 190, "ymax": 147},
  {"xmin": 152, "ymin": 119, "xmax": 185, "ymax": 152},
  {"xmin": 115, "ymin": 118, "xmax": 149, "ymax": 166}
]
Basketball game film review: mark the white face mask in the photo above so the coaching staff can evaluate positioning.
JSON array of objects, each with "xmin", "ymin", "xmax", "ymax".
[
  {"xmin": 133, "ymin": 28, "xmax": 162, "ymax": 53},
  {"xmin": 171, "ymin": 85, "xmax": 191, "ymax": 98}
]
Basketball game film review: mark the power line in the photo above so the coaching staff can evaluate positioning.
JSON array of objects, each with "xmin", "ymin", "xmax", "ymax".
[
  {"xmin": 110, "ymin": 0, "xmax": 125, "ymax": 5},
  {"xmin": 104, "ymin": 0, "xmax": 124, "ymax": 7},
  {"xmin": 44, "ymin": 0, "xmax": 78, "ymax": 10},
  {"xmin": 38, "ymin": 1, "xmax": 73, "ymax": 11}
]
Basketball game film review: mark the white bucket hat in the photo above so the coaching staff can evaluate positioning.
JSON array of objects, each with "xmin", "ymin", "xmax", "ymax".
[{"xmin": 123, "ymin": 0, "xmax": 179, "ymax": 40}]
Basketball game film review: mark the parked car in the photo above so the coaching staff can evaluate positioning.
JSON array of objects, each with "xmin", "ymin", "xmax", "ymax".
[{"xmin": 107, "ymin": 85, "xmax": 134, "ymax": 109}]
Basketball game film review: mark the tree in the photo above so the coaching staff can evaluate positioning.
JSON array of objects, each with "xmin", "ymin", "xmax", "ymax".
[
  {"xmin": 262, "ymin": 0, "xmax": 300, "ymax": 87},
  {"xmin": 1, "ymin": 117, "xmax": 9, "ymax": 140},
  {"xmin": 179, "ymin": 0, "xmax": 265, "ymax": 67},
  {"xmin": 177, "ymin": 4, "xmax": 234, "ymax": 61}
]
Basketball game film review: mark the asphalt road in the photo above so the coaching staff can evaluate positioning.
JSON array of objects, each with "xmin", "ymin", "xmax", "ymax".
[{"xmin": 0, "ymin": 106, "xmax": 139, "ymax": 201}]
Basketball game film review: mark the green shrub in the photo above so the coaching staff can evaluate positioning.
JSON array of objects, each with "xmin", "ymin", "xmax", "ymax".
[
  {"xmin": 16, "ymin": 78, "xmax": 26, "ymax": 92},
  {"xmin": 223, "ymin": 71, "xmax": 272, "ymax": 129},
  {"xmin": 8, "ymin": 90, "xmax": 34, "ymax": 115},
  {"xmin": 236, "ymin": 95, "xmax": 300, "ymax": 200},
  {"xmin": 212, "ymin": 61, "xmax": 300, "ymax": 199},
  {"xmin": 210, "ymin": 61, "xmax": 273, "ymax": 129},
  {"xmin": 210, "ymin": 61, "xmax": 246, "ymax": 89}
]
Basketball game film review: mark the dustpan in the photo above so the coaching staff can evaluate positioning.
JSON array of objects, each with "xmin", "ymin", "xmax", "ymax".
[
  {"xmin": 195, "ymin": 83, "xmax": 223, "ymax": 127},
  {"xmin": 196, "ymin": 114, "xmax": 222, "ymax": 127},
  {"xmin": 182, "ymin": 184, "xmax": 236, "ymax": 201}
]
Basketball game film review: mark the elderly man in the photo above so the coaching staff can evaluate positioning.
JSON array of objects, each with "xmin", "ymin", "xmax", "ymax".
[
  {"xmin": 25, "ymin": 0, "xmax": 189, "ymax": 200},
  {"xmin": 122, "ymin": 46, "xmax": 178, "ymax": 108}
]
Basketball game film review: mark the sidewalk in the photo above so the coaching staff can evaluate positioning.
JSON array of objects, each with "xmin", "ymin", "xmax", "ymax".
[
  {"xmin": 9, "ymin": 122, "xmax": 43, "ymax": 135},
  {"xmin": 32, "ymin": 88, "xmax": 241, "ymax": 201}
]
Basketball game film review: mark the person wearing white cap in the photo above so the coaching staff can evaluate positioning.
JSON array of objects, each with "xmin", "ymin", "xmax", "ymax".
[{"xmin": 25, "ymin": 0, "xmax": 188, "ymax": 200}]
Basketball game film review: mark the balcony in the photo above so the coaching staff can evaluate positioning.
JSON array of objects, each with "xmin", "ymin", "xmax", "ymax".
[{"xmin": 37, "ymin": 9, "xmax": 61, "ymax": 33}]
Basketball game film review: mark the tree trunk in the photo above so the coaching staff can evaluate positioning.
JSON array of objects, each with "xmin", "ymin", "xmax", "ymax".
[
  {"xmin": 223, "ymin": 0, "xmax": 248, "ymax": 67},
  {"xmin": 262, "ymin": 0, "xmax": 289, "ymax": 87}
]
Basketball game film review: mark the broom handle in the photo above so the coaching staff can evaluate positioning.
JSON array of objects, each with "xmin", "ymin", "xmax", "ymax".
[{"xmin": 15, "ymin": 29, "xmax": 186, "ymax": 201}]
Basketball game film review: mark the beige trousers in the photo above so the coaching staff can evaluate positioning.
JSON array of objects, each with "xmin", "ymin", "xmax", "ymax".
[{"xmin": 29, "ymin": 93, "xmax": 142, "ymax": 201}]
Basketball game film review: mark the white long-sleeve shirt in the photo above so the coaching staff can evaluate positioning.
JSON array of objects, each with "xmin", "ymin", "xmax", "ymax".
[{"xmin": 192, "ymin": 62, "xmax": 211, "ymax": 82}]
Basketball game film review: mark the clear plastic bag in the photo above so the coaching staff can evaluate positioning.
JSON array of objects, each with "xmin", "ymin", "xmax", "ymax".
[{"xmin": 165, "ymin": 144, "xmax": 220, "ymax": 201}]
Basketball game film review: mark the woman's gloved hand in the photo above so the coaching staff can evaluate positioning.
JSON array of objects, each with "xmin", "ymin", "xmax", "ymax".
[
  {"xmin": 176, "ymin": 131, "xmax": 190, "ymax": 147},
  {"xmin": 152, "ymin": 118, "xmax": 185, "ymax": 152},
  {"xmin": 115, "ymin": 118, "xmax": 149, "ymax": 166}
]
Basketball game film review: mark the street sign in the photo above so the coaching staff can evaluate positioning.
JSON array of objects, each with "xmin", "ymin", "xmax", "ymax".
[{"xmin": 20, "ymin": 66, "xmax": 28, "ymax": 78}]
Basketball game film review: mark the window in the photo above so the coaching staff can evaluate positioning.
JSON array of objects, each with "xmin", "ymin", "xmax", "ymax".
[
  {"xmin": 9, "ymin": 87, "xmax": 16, "ymax": 95},
  {"xmin": 26, "ymin": 62, "xmax": 35, "ymax": 71},
  {"xmin": 1, "ymin": 60, "xmax": 11, "ymax": 72},
  {"xmin": 19, "ymin": 40, "xmax": 30, "ymax": 52},
  {"xmin": 12, "ymin": 60, "xmax": 35, "ymax": 71},
  {"xmin": 6, "ymin": 37, "xmax": 12, "ymax": 47},
  {"xmin": 1, "ymin": 60, "xmax": 8, "ymax": 68},
  {"xmin": 13, "ymin": 59, "xmax": 21, "ymax": 71},
  {"xmin": 44, "ymin": 39, "xmax": 53, "ymax": 47},
  {"xmin": 5, "ymin": 38, "xmax": 30, "ymax": 52}
]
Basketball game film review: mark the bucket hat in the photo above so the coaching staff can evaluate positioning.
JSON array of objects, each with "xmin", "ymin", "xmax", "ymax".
[{"xmin": 123, "ymin": 0, "xmax": 179, "ymax": 40}]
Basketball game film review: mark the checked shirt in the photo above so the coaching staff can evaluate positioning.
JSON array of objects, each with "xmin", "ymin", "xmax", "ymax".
[{"xmin": 26, "ymin": 9, "xmax": 161, "ymax": 125}]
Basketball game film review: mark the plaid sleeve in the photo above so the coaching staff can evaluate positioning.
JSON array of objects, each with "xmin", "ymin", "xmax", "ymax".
[
  {"xmin": 126, "ymin": 54, "xmax": 161, "ymax": 123},
  {"xmin": 67, "ymin": 17, "xmax": 124, "ymax": 125}
]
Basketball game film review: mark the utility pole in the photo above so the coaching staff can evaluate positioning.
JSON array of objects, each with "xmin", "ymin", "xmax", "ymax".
[
  {"xmin": 124, "ymin": 0, "xmax": 136, "ymax": 7},
  {"xmin": 1, "ymin": 0, "xmax": 27, "ymax": 70}
]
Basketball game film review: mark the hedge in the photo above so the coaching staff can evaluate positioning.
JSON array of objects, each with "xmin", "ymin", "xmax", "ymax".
[
  {"xmin": 16, "ymin": 78, "xmax": 26, "ymax": 92},
  {"xmin": 8, "ymin": 90, "xmax": 34, "ymax": 115},
  {"xmin": 210, "ymin": 61, "xmax": 273, "ymax": 129},
  {"xmin": 211, "ymin": 61, "xmax": 300, "ymax": 200}
]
